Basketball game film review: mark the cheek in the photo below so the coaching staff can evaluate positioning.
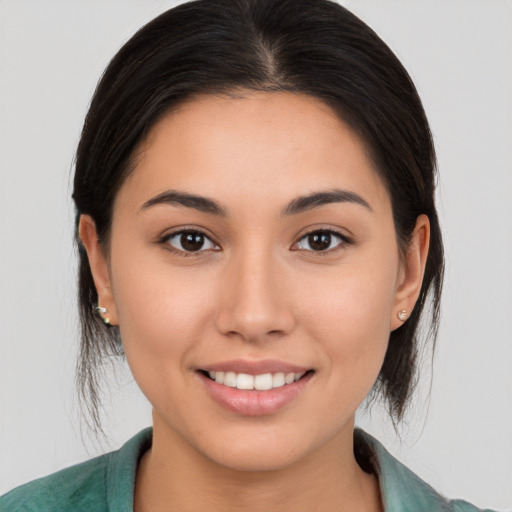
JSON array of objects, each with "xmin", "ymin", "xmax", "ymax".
[
  {"xmin": 110, "ymin": 250, "xmax": 218, "ymax": 370},
  {"xmin": 297, "ymin": 250, "xmax": 398, "ymax": 381}
]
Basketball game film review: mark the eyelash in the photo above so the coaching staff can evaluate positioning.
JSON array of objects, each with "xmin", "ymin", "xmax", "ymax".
[
  {"xmin": 158, "ymin": 229, "xmax": 220, "ymax": 257},
  {"xmin": 158, "ymin": 228, "xmax": 352, "ymax": 257},
  {"xmin": 293, "ymin": 229, "xmax": 352, "ymax": 254}
]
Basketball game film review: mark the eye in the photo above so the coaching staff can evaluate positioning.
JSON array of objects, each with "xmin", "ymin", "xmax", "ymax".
[
  {"xmin": 295, "ymin": 230, "xmax": 347, "ymax": 252},
  {"xmin": 165, "ymin": 230, "xmax": 218, "ymax": 253}
]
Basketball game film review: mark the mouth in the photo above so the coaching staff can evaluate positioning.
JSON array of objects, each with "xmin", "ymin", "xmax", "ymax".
[
  {"xmin": 197, "ymin": 365, "xmax": 315, "ymax": 416},
  {"xmin": 199, "ymin": 369, "xmax": 314, "ymax": 391}
]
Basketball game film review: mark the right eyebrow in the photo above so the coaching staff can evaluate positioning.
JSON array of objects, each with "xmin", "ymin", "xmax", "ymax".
[
  {"xmin": 139, "ymin": 190, "xmax": 227, "ymax": 216},
  {"xmin": 282, "ymin": 189, "xmax": 372, "ymax": 216}
]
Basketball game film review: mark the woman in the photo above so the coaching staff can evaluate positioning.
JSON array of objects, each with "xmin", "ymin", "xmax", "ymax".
[{"xmin": 0, "ymin": 1, "xmax": 504, "ymax": 510}]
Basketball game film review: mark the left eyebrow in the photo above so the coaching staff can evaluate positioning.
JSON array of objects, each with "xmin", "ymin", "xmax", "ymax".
[
  {"xmin": 139, "ymin": 190, "xmax": 227, "ymax": 216},
  {"xmin": 282, "ymin": 189, "xmax": 373, "ymax": 216}
]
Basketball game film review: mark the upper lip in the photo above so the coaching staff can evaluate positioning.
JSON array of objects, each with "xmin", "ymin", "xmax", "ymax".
[{"xmin": 198, "ymin": 359, "xmax": 311, "ymax": 375}]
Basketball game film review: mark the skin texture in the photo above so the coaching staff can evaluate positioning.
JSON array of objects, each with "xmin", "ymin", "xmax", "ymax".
[{"xmin": 80, "ymin": 92, "xmax": 429, "ymax": 512}]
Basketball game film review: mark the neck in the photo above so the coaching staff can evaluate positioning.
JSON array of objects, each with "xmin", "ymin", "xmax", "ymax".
[{"xmin": 134, "ymin": 415, "xmax": 383, "ymax": 512}]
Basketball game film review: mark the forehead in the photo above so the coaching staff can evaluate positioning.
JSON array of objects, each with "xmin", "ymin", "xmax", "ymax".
[{"xmin": 119, "ymin": 91, "xmax": 390, "ymax": 214}]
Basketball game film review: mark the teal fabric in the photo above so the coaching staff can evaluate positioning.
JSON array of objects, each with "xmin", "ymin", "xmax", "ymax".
[
  {"xmin": 0, "ymin": 428, "xmax": 497, "ymax": 511},
  {"xmin": 0, "ymin": 428, "xmax": 152, "ymax": 512},
  {"xmin": 357, "ymin": 431, "xmax": 497, "ymax": 512}
]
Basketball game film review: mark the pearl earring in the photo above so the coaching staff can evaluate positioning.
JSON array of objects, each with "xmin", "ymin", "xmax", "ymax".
[
  {"xmin": 397, "ymin": 309, "xmax": 408, "ymax": 321},
  {"xmin": 96, "ymin": 305, "xmax": 111, "ymax": 324}
]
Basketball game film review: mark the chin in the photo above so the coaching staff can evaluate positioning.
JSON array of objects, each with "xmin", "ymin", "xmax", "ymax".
[
  {"xmin": 204, "ymin": 442, "xmax": 305, "ymax": 473},
  {"xmin": 192, "ymin": 421, "xmax": 332, "ymax": 473}
]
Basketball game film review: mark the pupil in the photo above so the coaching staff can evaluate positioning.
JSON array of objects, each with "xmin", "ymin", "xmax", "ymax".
[
  {"xmin": 181, "ymin": 232, "xmax": 204, "ymax": 251},
  {"xmin": 308, "ymin": 232, "xmax": 331, "ymax": 251}
]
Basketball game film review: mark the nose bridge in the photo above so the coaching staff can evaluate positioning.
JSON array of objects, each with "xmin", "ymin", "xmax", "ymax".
[{"xmin": 215, "ymin": 241, "xmax": 293, "ymax": 342}]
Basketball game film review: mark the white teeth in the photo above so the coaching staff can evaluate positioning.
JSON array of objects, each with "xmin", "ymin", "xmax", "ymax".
[
  {"xmin": 207, "ymin": 370, "xmax": 308, "ymax": 390},
  {"xmin": 236, "ymin": 373, "xmax": 254, "ymax": 390},
  {"xmin": 254, "ymin": 373, "xmax": 273, "ymax": 390},
  {"xmin": 224, "ymin": 372, "xmax": 237, "ymax": 387},
  {"xmin": 272, "ymin": 372, "xmax": 285, "ymax": 388}
]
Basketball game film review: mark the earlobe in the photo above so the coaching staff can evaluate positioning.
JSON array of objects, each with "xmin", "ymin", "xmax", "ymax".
[
  {"xmin": 391, "ymin": 214, "xmax": 430, "ymax": 331},
  {"xmin": 78, "ymin": 215, "xmax": 118, "ymax": 325}
]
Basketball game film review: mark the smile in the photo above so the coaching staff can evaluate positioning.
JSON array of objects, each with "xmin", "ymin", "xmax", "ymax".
[
  {"xmin": 205, "ymin": 371, "xmax": 306, "ymax": 390},
  {"xmin": 197, "ymin": 364, "xmax": 315, "ymax": 416}
]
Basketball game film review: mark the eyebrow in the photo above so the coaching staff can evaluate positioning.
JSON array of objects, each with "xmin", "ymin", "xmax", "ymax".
[
  {"xmin": 139, "ymin": 191, "xmax": 227, "ymax": 216},
  {"xmin": 282, "ymin": 189, "xmax": 372, "ymax": 215},
  {"xmin": 139, "ymin": 188, "xmax": 372, "ymax": 217}
]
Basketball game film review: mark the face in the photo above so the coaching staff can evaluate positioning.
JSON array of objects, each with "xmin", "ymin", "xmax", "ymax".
[{"xmin": 82, "ymin": 92, "xmax": 427, "ymax": 471}]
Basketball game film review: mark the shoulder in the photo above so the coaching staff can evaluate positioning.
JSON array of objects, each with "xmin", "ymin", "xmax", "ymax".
[
  {"xmin": 0, "ymin": 428, "xmax": 152, "ymax": 512},
  {"xmin": 0, "ymin": 453, "xmax": 110, "ymax": 512},
  {"xmin": 355, "ymin": 429, "xmax": 499, "ymax": 512}
]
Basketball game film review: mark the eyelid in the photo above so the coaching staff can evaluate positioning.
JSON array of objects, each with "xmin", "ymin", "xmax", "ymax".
[
  {"xmin": 156, "ymin": 225, "xmax": 352, "ymax": 256},
  {"xmin": 157, "ymin": 227, "xmax": 221, "ymax": 255},
  {"xmin": 292, "ymin": 227, "xmax": 352, "ymax": 253}
]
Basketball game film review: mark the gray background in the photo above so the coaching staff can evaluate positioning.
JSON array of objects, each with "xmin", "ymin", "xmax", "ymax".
[{"xmin": 1, "ymin": 1, "xmax": 511, "ymax": 509}]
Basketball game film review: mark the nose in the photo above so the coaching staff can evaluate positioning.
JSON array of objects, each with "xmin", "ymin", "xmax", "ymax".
[{"xmin": 215, "ymin": 249, "xmax": 296, "ymax": 343}]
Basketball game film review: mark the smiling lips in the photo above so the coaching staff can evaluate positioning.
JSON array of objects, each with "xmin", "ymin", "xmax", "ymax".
[
  {"xmin": 198, "ymin": 361, "xmax": 313, "ymax": 416},
  {"xmin": 207, "ymin": 370, "xmax": 305, "ymax": 390}
]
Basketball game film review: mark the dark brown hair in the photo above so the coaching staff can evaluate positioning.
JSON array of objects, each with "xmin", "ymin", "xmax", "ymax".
[{"xmin": 72, "ymin": 0, "xmax": 444, "ymax": 432}]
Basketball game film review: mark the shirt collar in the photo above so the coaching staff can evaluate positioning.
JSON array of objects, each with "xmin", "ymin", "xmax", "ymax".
[
  {"xmin": 355, "ymin": 429, "xmax": 450, "ymax": 512},
  {"xmin": 107, "ymin": 427, "xmax": 451, "ymax": 512}
]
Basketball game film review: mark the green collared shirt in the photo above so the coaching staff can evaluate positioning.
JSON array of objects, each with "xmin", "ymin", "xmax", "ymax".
[{"xmin": 0, "ymin": 428, "xmax": 497, "ymax": 512}]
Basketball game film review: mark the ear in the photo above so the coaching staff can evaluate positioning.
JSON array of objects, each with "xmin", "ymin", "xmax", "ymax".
[
  {"xmin": 78, "ymin": 215, "xmax": 118, "ymax": 325},
  {"xmin": 390, "ymin": 214, "xmax": 430, "ymax": 330}
]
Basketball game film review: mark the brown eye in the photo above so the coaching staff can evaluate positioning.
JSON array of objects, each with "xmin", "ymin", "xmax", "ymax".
[
  {"xmin": 166, "ymin": 231, "xmax": 217, "ymax": 253},
  {"xmin": 296, "ymin": 230, "xmax": 345, "ymax": 252},
  {"xmin": 308, "ymin": 232, "xmax": 331, "ymax": 251}
]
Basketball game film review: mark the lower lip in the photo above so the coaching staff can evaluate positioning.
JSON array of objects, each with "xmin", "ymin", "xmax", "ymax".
[{"xmin": 198, "ymin": 372, "xmax": 313, "ymax": 416}]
